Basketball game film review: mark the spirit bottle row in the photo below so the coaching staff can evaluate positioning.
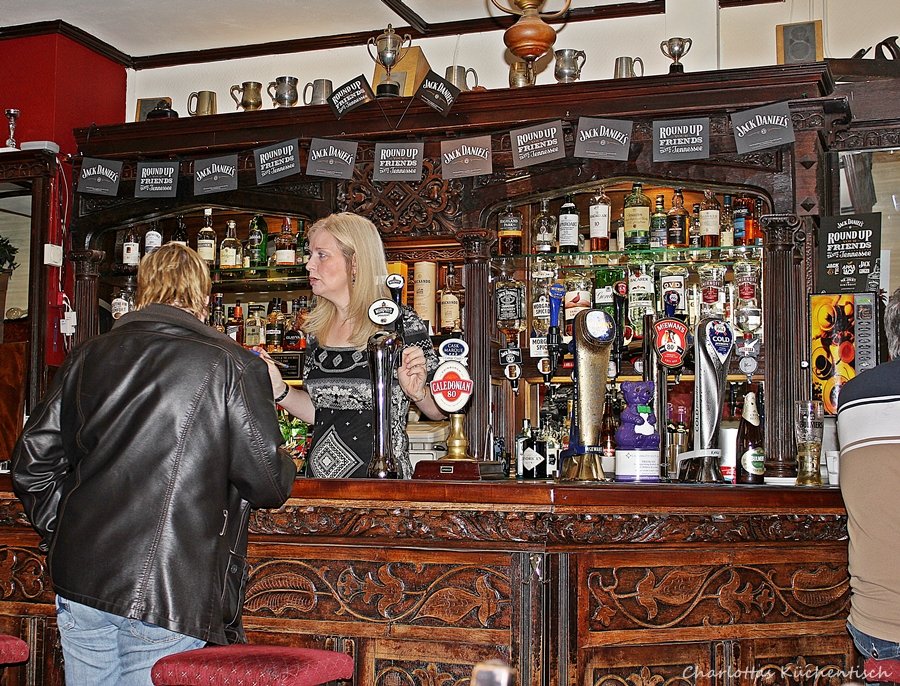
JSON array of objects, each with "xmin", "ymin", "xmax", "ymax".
[{"xmin": 208, "ymin": 294, "xmax": 311, "ymax": 351}]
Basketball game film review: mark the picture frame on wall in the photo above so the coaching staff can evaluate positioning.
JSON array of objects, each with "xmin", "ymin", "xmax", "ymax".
[
  {"xmin": 776, "ymin": 20, "xmax": 824, "ymax": 64},
  {"xmin": 135, "ymin": 97, "xmax": 172, "ymax": 122}
]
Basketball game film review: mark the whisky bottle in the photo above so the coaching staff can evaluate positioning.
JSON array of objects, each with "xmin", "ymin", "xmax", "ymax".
[
  {"xmin": 121, "ymin": 224, "xmax": 141, "ymax": 273},
  {"xmin": 197, "ymin": 208, "xmax": 218, "ymax": 267},
  {"xmin": 699, "ymin": 190, "xmax": 721, "ymax": 249},
  {"xmin": 532, "ymin": 198, "xmax": 557, "ymax": 253},
  {"xmin": 283, "ymin": 299, "xmax": 305, "ymax": 351},
  {"xmin": 497, "ymin": 204, "xmax": 524, "ymax": 256},
  {"xmin": 266, "ymin": 298, "xmax": 285, "ymax": 352},
  {"xmin": 623, "ymin": 182, "xmax": 651, "ymax": 251},
  {"xmin": 688, "ymin": 203, "xmax": 702, "ymax": 249},
  {"xmin": 649, "ymin": 193, "xmax": 668, "ymax": 249},
  {"xmin": 243, "ymin": 307, "xmax": 265, "ymax": 348},
  {"xmin": 736, "ymin": 390, "xmax": 765, "ymax": 484},
  {"xmin": 275, "ymin": 218, "xmax": 297, "ymax": 266},
  {"xmin": 494, "ymin": 259, "xmax": 526, "ymax": 347},
  {"xmin": 666, "ymin": 189, "xmax": 689, "ymax": 248},
  {"xmin": 530, "ymin": 253, "xmax": 557, "ymax": 337},
  {"xmin": 557, "ymin": 194, "xmax": 580, "ymax": 254},
  {"xmin": 720, "ymin": 194, "xmax": 734, "ymax": 249},
  {"xmin": 111, "ymin": 287, "xmax": 131, "ymax": 320},
  {"xmin": 225, "ymin": 299, "xmax": 244, "ymax": 344},
  {"xmin": 296, "ymin": 219, "xmax": 310, "ymax": 266},
  {"xmin": 247, "ymin": 214, "xmax": 267, "ymax": 267},
  {"xmin": 171, "ymin": 215, "xmax": 188, "ymax": 246},
  {"xmin": 439, "ymin": 263, "xmax": 465, "ymax": 334},
  {"xmin": 219, "ymin": 219, "xmax": 242, "ymax": 269},
  {"xmin": 588, "ymin": 185, "xmax": 611, "ymax": 252},
  {"xmin": 144, "ymin": 221, "xmax": 163, "ymax": 255},
  {"xmin": 210, "ymin": 293, "xmax": 226, "ymax": 333}
]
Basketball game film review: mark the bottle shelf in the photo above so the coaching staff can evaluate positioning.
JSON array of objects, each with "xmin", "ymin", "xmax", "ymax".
[{"xmin": 493, "ymin": 245, "xmax": 764, "ymax": 271}]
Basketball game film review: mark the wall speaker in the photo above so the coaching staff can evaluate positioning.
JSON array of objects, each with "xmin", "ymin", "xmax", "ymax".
[{"xmin": 776, "ymin": 20, "xmax": 824, "ymax": 64}]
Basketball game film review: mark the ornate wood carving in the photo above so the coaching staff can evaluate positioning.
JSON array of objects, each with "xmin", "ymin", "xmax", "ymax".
[
  {"xmin": 586, "ymin": 562, "xmax": 848, "ymax": 632},
  {"xmin": 70, "ymin": 249, "xmax": 105, "ymax": 344},
  {"xmin": 832, "ymin": 123, "xmax": 900, "ymax": 151},
  {"xmin": 0, "ymin": 546, "xmax": 52, "ymax": 602}
]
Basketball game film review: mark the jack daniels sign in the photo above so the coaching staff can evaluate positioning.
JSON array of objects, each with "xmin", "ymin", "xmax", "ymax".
[{"xmin": 74, "ymin": 99, "xmax": 798, "ymax": 197}]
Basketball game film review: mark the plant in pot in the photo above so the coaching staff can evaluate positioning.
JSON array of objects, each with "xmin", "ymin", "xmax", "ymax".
[{"xmin": 0, "ymin": 233, "xmax": 19, "ymax": 342}]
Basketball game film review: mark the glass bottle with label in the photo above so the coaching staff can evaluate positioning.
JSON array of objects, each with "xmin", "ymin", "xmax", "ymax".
[
  {"xmin": 593, "ymin": 265, "xmax": 625, "ymax": 321},
  {"xmin": 720, "ymin": 194, "xmax": 735, "ymax": 249},
  {"xmin": 515, "ymin": 419, "xmax": 533, "ymax": 479},
  {"xmin": 219, "ymin": 219, "xmax": 242, "ymax": 270},
  {"xmin": 439, "ymin": 263, "xmax": 465, "ymax": 334},
  {"xmin": 530, "ymin": 253, "xmax": 557, "ymax": 337},
  {"xmin": 243, "ymin": 306, "xmax": 265, "ymax": 348},
  {"xmin": 699, "ymin": 190, "xmax": 721, "ymax": 249},
  {"xmin": 275, "ymin": 218, "xmax": 297, "ymax": 267},
  {"xmin": 627, "ymin": 257, "xmax": 655, "ymax": 338},
  {"xmin": 144, "ymin": 221, "xmax": 163, "ymax": 255},
  {"xmin": 121, "ymin": 224, "xmax": 141, "ymax": 273},
  {"xmin": 497, "ymin": 204, "xmax": 524, "ymax": 256},
  {"xmin": 495, "ymin": 259, "xmax": 526, "ymax": 346},
  {"xmin": 266, "ymin": 298, "xmax": 285, "ymax": 352},
  {"xmin": 666, "ymin": 189, "xmax": 689, "ymax": 249},
  {"xmin": 111, "ymin": 287, "xmax": 132, "ymax": 320},
  {"xmin": 649, "ymin": 193, "xmax": 668, "ymax": 250},
  {"xmin": 697, "ymin": 261, "xmax": 726, "ymax": 319},
  {"xmin": 588, "ymin": 185, "xmax": 611, "ymax": 252},
  {"xmin": 210, "ymin": 293, "xmax": 226, "ymax": 333},
  {"xmin": 599, "ymin": 387, "xmax": 618, "ymax": 475},
  {"xmin": 247, "ymin": 214, "xmax": 267, "ymax": 268},
  {"xmin": 197, "ymin": 208, "xmax": 217, "ymax": 267},
  {"xmin": 658, "ymin": 262, "xmax": 689, "ymax": 318},
  {"xmin": 540, "ymin": 419, "xmax": 561, "ymax": 479},
  {"xmin": 623, "ymin": 182, "xmax": 651, "ymax": 251},
  {"xmin": 563, "ymin": 269, "xmax": 591, "ymax": 338},
  {"xmin": 734, "ymin": 254, "xmax": 762, "ymax": 334},
  {"xmin": 736, "ymin": 390, "xmax": 765, "ymax": 484},
  {"xmin": 557, "ymin": 194, "xmax": 579, "ymax": 254},
  {"xmin": 225, "ymin": 299, "xmax": 244, "ymax": 344},
  {"xmin": 532, "ymin": 198, "xmax": 557, "ymax": 253},
  {"xmin": 171, "ymin": 215, "xmax": 188, "ymax": 246},
  {"xmin": 519, "ymin": 422, "xmax": 546, "ymax": 480},
  {"xmin": 688, "ymin": 203, "xmax": 702, "ymax": 250}
]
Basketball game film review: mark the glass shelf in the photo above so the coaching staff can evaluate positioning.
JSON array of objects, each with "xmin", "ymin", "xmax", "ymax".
[
  {"xmin": 210, "ymin": 264, "xmax": 309, "ymax": 287},
  {"xmin": 492, "ymin": 245, "xmax": 764, "ymax": 270}
]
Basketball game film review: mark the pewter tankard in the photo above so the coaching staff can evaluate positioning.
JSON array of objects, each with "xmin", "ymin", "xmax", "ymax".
[
  {"xmin": 613, "ymin": 56, "xmax": 644, "ymax": 79},
  {"xmin": 267, "ymin": 76, "xmax": 299, "ymax": 107},
  {"xmin": 230, "ymin": 81, "xmax": 263, "ymax": 111},
  {"xmin": 554, "ymin": 48, "xmax": 586, "ymax": 83},
  {"xmin": 303, "ymin": 79, "xmax": 333, "ymax": 106}
]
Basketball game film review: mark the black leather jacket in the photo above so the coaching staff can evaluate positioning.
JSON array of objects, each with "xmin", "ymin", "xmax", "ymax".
[{"xmin": 12, "ymin": 304, "xmax": 296, "ymax": 644}]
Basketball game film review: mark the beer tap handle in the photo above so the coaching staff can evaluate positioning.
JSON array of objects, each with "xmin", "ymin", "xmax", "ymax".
[
  {"xmin": 546, "ymin": 283, "xmax": 566, "ymax": 379},
  {"xmin": 385, "ymin": 273, "xmax": 405, "ymax": 337},
  {"xmin": 611, "ymin": 281, "xmax": 628, "ymax": 378}
]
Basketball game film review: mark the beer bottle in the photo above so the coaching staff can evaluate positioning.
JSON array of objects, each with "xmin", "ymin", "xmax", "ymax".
[{"xmin": 736, "ymin": 391, "xmax": 765, "ymax": 484}]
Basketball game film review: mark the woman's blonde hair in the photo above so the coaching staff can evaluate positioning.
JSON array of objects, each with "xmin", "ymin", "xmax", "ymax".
[
  {"xmin": 135, "ymin": 242, "xmax": 211, "ymax": 320},
  {"xmin": 304, "ymin": 212, "xmax": 389, "ymax": 348}
]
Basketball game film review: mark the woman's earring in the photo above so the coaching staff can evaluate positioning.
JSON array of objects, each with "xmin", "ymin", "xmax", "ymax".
[{"xmin": 352, "ymin": 271, "xmax": 357, "ymax": 285}]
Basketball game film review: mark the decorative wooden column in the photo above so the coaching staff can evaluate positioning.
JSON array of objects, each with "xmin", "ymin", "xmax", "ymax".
[
  {"xmin": 457, "ymin": 228, "xmax": 495, "ymax": 460},
  {"xmin": 761, "ymin": 214, "xmax": 809, "ymax": 477},
  {"xmin": 70, "ymin": 249, "xmax": 105, "ymax": 345}
]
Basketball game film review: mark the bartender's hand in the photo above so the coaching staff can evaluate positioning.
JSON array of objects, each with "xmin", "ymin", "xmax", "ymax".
[
  {"xmin": 252, "ymin": 346, "xmax": 287, "ymax": 396},
  {"xmin": 398, "ymin": 345, "xmax": 429, "ymax": 403}
]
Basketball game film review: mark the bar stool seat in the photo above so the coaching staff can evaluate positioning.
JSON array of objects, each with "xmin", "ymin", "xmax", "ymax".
[
  {"xmin": 151, "ymin": 644, "xmax": 353, "ymax": 686},
  {"xmin": 865, "ymin": 657, "xmax": 900, "ymax": 684},
  {"xmin": 0, "ymin": 634, "xmax": 29, "ymax": 665}
]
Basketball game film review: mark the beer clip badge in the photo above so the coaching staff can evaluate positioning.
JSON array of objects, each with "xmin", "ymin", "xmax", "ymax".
[
  {"xmin": 653, "ymin": 318, "xmax": 689, "ymax": 369},
  {"xmin": 704, "ymin": 319, "xmax": 735, "ymax": 365},
  {"xmin": 430, "ymin": 338, "xmax": 473, "ymax": 414}
]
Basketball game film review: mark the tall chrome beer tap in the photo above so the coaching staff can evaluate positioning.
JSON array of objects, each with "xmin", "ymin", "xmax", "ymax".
[
  {"xmin": 560, "ymin": 309, "xmax": 616, "ymax": 481},
  {"xmin": 677, "ymin": 318, "xmax": 735, "ymax": 483},
  {"xmin": 365, "ymin": 274, "xmax": 407, "ymax": 479}
]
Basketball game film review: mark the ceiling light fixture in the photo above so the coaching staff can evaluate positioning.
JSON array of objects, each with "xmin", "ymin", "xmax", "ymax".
[{"xmin": 490, "ymin": 0, "xmax": 572, "ymax": 63}]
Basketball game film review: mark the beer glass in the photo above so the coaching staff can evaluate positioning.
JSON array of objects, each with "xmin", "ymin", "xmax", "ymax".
[{"xmin": 794, "ymin": 400, "xmax": 824, "ymax": 486}]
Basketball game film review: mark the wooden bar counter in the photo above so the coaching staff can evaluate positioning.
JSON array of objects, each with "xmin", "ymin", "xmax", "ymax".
[{"xmin": 0, "ymin": 476, "xmax": 852, "ymax": 685}]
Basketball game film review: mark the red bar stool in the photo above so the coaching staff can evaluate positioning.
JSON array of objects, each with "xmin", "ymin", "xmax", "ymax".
[
  {"xmin": 151, "ymin": 644, "xmax": 354, "ymax": 686},
  {"xmin": 865, "ymin": 657, "xmax": 900, "ymax": 685},
  {"xmin": 0, "ymin": 633, "xmax": 29, "ymax": 676}
]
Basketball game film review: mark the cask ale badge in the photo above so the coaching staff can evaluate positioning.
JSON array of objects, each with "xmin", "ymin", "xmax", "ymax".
[{"xmin": 653, "ymin": 318, "xmax": 689, "ymax": 369}]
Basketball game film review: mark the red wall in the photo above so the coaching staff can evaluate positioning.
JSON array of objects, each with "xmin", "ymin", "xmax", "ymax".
[{"xmin": 0, "ymin": 33, "xmax": 126, "ymax": 155}]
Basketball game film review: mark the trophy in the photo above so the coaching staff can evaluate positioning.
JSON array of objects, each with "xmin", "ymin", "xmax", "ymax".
[
  {"xmin": 660, "ymin": 37, "xmax": 693, "ymax": 74},
  {"xmin": 367, "ymin": 24, "xmax": 412, "ymax": 98},
  {"xmin": 4, "ymin": 109, "xmax": 20, "ymax": 149}
]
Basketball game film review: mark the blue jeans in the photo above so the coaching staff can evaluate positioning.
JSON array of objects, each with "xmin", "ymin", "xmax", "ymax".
[
  {"xmin": 849, "ymin": 621, "xmax": 900, "ymax": 660},
  {"xmin": 56, "ymin": 595, "xmax": 206, "ymax": 686}
]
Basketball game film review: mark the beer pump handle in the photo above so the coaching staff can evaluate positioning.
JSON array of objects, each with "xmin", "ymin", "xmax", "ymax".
[
  {"xmin": 385, "ymin": 273, "xmax": 406, "ymax": 337},
  {"xmin": 611, "ymin": 285, "xmax": 627, "ymax": 377},
  {"xmin": 546, "ymin": 283, "xmax": 566, "ymax": 379}
]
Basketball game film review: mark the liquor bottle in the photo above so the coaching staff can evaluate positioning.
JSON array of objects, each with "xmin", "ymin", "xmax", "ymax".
[
  {"xmin": 697, "ymin": 261, "xmax": 726, "ymax": 319},
  {"xmin": 219, "ymin": 219, "xmax": 242, "ymax": 269},
  {"xmin": 699, "ymin": 190, "xmax": 721, "ymax": 249},
  {"xmin": 197, "ymin": 208, "xmax": 217, "ymax": 267},
  {"xmin": 170, "ymin": 215, "xmax": 188, "ymax": 246},
  {"xmin": 688, "ymin": 203, "xmax": 702, "ymax": 249},
  {"xmin": 275, "ymin": 218, "xmax": 297, "ymax": 266},
  {"xmin": 111, "ymin": 287, "xmax": 131, "ymax": 320},
  {"xmin": 283, "ymin": 299, "xmax": 305, "ymax": 351},
  {"xmin": 210, "ymin": 293, "xmax": 226, "ymax": 333},
  {"xmin": 588, "ymin": 185, "xmax": 611, "ymax": 252},
  {"xmin": 734, "ymin": 254, "xmax": 762, "ymax": 335},
  {"xmin": 532, "ymin": 198, "xmax": 557, "ymax": 253},
  {"xmin": 439, "ymin": 263, "xmax": 465, "ymax": 334},
  {"xmin": 666, "ymin": 189, "xmax": 689, "ymax": 248},
  {"xmin": 736, "ymin": 390, "xmax": 765, "ymax": 484},
  {"xmin": 225, "ymin": 299, "xmax": 244, "ymax": 344},
  {"xmin": 557, "ymin": 194, "xmax": 579, "ymax": 253},
  {"xmin": 243, "ymin": 306, "xmax": 265, "ymax": 348},
  {"xmin": 266, "ymin": 298, "xmax": 285, "ymax": 352},
  {"xmin": 530, "ymin": 253, "xmax": 557, "ymax": 337},
  {"xmin": 515, "ymin": 418, "xmax": 531, "ymax": 479},
  {"xmin": 599, "ymin": 387, "xmax": 618, "ymax": 475},
  {"xmin": 541, "ymin": 420, "xmax": 561, "ymax": 479},
  {"xmin": 563, "ymin": 269, "xmax": 591, "ymax": 338},
  {"xmin": 649, "ymin": 193, "xmax": 668, "ymax": 250},
  {"xmin": 613, "ymin": 211, "xmax": 625, "ymax": 253},
  {"xmin": 266, "ymin": 218, "xmax": 281, "ymax": 264},
  {"xmin": 658, "ymin": 262, "xmax": 689, "ymax": 318},
  {"xmin": 627, "ymin": 258, "xmax": 655, "ymax": 339},
  {"xmin": 749, "ymin": 197, "xmax": 764, "ymax": 245},
  {"xmin": 593, "ymin": 266, "xmax": 625, "ymax": 320},
  {"xmin": 623, "ymin": 182, "xmax": 651, "ymax": 251},
  {"xmin": 495, "ymin": 259, "xmax": 526, "ymax": 346},
  {"xmin": 144, "ymin": 221, "xmax": 163, "ymax": 255},
  {"xmin": 732, "ymin": 197, "xmax": 748, "ymax": 246},
  {"xmin": 296, "ymin": 219, "xmax": 310, "ymax": 265},
  {"xmin": 121, "ymin": 224, "xmax": 141, "ymax": 273},
  {"xmin": 497, "ymin": 204, "xmax": 523, "ymax": 256},
  {"xmin": 247, "ymin": 214, "xmax": 268, "ymax": 267},
  {"xmin": 720, "ymin": 194, "xmax": 734, "ymax": 248}
]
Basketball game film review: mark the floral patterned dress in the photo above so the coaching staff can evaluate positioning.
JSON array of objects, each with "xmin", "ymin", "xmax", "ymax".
[{"xmin": 303, "ymin": 307, "xmax": 438, "ymax": 479}]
